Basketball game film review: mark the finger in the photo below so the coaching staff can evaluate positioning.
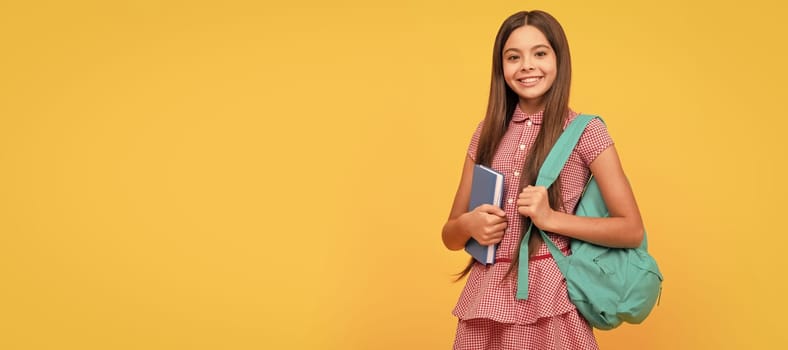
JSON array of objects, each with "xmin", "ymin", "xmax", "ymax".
[
  {"xmin": 519, "ymin": 189, "xmax": 535, "ymax": 198},
  {"xmin": 487, "ymin": 205, "xmax": 506, "ymax": 217},
  {"xmin": 490, "ymin": 229, "xmax": 506, "ymax": 243},
  {"xmin": 478, "ymin": 234, "xmax": 497, "ymax": 245},
  {"xmin": 519, "ymin": 190, "xmax": 545, "ymax": 202},
  {"xmin": 518, "ymin": 205, "xmax": 533, "ymax": 217},
  {"xmin": 516, "ymin": 197, "xmax": 533, "ymax": 207},
  {"xmin": 479, "ymin": 204, "xmax": 506, "ymax": 217},
  {"xmin": 483, "ymin": 222, "xmax": 506, "ymax": 234},
  {"xmin": 523, "ymin": 185, "xmax": 547, "ymax": 194},
  {"xmin": 483, "ymin": 221, "xmax": 507, "ymax": 235},
  {"xmin": 480, "ymin": 232, "xmax": 504, "ymax": 245},
  {"xmin": 488, "ymin": 236, "xmax": 504, "ymax": 245},
  {"xmin": 521, "ymin": 188, "xmax": 541, "ymax": 197},
  {"xmin": 478, "ymin": 237, "xmax": 498, "ymax": 246},
  {"xmin": 486, "ymin": 214, "xmax": 507, "ymax": 226}
]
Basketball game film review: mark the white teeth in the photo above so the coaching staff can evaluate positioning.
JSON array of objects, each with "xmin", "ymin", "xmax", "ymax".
[{"xmin": 520, "ymin": 77, "xmax": 540, "ymax": 83}]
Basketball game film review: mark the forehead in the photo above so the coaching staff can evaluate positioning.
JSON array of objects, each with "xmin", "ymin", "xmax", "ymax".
[{"xmin": 504, "ymin": 25, "xmax": 551, "ymax": 50}]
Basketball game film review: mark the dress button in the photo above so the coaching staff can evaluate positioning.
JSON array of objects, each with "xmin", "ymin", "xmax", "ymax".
[
  {"xmin": 519, "ymin": 144, "xmax": 526, "ymax": 150},
  {"xmin": 507, "ymin": 198, "xmax": 513, "ymax": 204},
  {"xmin": 527, "ymin": 120, "xmax": 533, "ymax": 126},
  {"xmin": 513, "ymin": 171, "xmax": 520, "ymax": 177}
]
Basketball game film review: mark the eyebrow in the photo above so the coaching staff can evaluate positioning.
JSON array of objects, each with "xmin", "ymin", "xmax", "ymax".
[{"xmin": 503, "ymin": 44, "xmax": 552, "ymax": 53}]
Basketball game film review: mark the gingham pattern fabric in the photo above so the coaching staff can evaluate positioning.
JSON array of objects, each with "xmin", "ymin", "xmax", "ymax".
[
  {"xmin": 452, "ymin": 106, "xmax": 613, "ymax": 342},
  {"xmin": 453, "ymin": 312, "xmax": 599, "ymax": 350}
]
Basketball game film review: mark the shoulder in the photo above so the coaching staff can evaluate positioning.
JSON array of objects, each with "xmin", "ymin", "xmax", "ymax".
[
  {"xmin": 466, "ymin": 119, "xmax": 485, "ymax": 161},
  {"xmin": 564, "ymin": 111, "xmax": 604, "ymax": 128},
  {"xmin": 568, "ymin": 113, "xmax": 615, "ymax": 166},
  {"xmin": 564, "ymin": 111, "xmax": 608, "ymax": 135}
]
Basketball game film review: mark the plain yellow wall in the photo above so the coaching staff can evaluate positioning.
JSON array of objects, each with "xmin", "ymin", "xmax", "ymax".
[{"xmin": 1, "ymin": 0, "xmax": 787, "ymax": 349}]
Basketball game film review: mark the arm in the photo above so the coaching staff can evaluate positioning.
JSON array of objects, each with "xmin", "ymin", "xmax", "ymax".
[
  {"xmin": 441, "ymin": 155, "xmax": 508, "ymax": 251},
  {"xmin": 517, "ymin": 145, "xmax": 644, "ymax": 248}
]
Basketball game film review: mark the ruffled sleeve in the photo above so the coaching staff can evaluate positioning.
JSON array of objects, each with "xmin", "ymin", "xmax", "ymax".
[
  {"xmin": 576, "ymin": 118, "xmax": 614, "ymax": 166},
  {"xmin": 466, "ymin": 121, "xmax": 484, "ymax": 162}
]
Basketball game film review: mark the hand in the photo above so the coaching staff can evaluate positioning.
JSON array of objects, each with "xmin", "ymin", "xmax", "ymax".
[
  {"xmin": 463, "ymin": 204, "xmax": 507, "ymax": 246},
  {"xmin": 517, "ymin": 185, "xmax": 555, "ymax": 228}
]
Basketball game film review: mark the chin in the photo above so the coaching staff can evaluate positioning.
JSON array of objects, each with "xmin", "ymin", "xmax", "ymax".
[{"xmin": 519, "ymin": 92, "xmax": 547, "ymax": 101}]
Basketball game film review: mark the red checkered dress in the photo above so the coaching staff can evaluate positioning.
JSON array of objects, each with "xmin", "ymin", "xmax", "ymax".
[{"xmin": 452, "ymin": 105, "xmax": 614, "ymax": 349}]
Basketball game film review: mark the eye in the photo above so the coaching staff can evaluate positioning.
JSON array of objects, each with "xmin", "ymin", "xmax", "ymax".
[
  {"xmin": 535, "ymin": 51, "xmax": 548, "ymax": 57},
  {"xmin": 506, "ymin": 55, "xmax": 520, "ymax": 61}
]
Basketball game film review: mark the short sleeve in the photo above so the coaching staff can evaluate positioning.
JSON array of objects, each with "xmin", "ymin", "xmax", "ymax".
[
  {"xmin": 576, "ymin": 118, "xmax": 614, "ymax": 166},
  {"xmin": 466, "ymin": 121, "xmax": 484, "ymax": 162}
]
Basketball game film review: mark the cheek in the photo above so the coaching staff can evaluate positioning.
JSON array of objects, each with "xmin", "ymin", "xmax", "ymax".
[
  {"xmin": 546, "ymin": 69, "xmax": 557, "ymax": 83},
  {"xmin": 543, "ymin": 62, "xmax": 558, "ymax": 84},
  {"xmin": 502, "ymin": 64, "xmax": 518, "ymax": 78},
  {"xmin": 501, "ymin": 65, "xmax": 519, "ymax": 88}
]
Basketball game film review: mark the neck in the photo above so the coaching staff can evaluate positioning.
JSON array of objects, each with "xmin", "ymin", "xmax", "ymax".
[{"xmin": 518, "ymin": 98, "xmax": 545, "ymax": 114}]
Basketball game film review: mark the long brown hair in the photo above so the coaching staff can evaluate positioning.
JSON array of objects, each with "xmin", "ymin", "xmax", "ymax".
[{"xmin": 456, "ymin": 10, "xmax": 572, "ymax": 281}]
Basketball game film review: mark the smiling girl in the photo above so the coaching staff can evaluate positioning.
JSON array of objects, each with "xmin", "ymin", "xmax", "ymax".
[{"xmin": 441, "ymin": 10, "xmax": 644, "ymax": 349}]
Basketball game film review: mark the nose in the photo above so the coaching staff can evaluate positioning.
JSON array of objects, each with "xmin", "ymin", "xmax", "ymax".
[{"xmin": 521, "ymin": 57, "xmax": 535, "ymax": 71}]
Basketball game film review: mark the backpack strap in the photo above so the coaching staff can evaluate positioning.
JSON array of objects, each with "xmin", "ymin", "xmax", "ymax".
[{"xmin": 516, "ymin": 114, "xmax": 599, "ymax": 300}]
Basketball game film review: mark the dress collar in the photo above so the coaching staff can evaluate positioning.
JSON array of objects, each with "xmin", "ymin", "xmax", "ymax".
[{"xmin": 511, "ymin": 104, "xmax": 544, "ymax": 124}]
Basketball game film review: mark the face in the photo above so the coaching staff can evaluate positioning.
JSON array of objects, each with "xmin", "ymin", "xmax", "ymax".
[{"xmin": 502, "ymin": 25, "xmax": 557, "ymax": 112}]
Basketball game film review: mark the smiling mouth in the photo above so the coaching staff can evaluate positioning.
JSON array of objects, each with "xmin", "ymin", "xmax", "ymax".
[{"xmin": 518, "ymin": 77, "xmax": 542, "ymax": 84}]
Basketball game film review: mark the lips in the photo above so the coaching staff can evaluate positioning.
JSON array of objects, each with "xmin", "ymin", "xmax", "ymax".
[{"xmin": 517, "ymin": 76, "xmax": 543, "ymax": 86}]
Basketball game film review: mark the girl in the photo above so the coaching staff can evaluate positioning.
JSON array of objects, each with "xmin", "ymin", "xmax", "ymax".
[{"xmin": 441, "ymin": 10, "xmax": 644, "ymax": 349}]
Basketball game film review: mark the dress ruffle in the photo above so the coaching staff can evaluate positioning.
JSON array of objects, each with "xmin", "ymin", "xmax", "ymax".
[{"xmin": 452, "ymin": 235, "xmax": 577, "ymax": 325}]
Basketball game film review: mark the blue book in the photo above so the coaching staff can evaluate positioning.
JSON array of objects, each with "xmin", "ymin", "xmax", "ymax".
[{"xmin": 464, "ymin": 164, "xmax": 504, "ymax": 265}]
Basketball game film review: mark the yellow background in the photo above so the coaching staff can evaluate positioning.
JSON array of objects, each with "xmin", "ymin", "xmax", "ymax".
[{"xmin": 1, "ymin": 0, "xmax": 786, "ymax": 349}]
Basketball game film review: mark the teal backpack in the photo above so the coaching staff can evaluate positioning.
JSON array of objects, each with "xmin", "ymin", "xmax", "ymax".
[{"xmin": 516, "ymin": 115, "xmax": 663, "ymax": 330}]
